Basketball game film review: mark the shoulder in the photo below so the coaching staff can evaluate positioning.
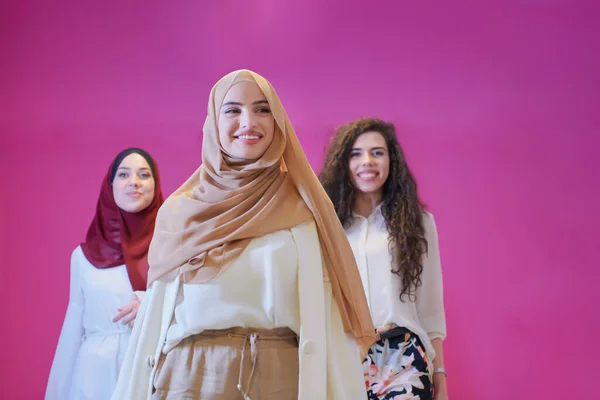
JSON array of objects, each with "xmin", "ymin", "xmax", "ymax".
[
  {"xmin": 71, "ymin": 245, "xmax": 84, "ymax": 263},
  {"xmin": 291, "ymin": 219, "xmax": 317, "ymax": 235},
  {"xmin": 289, "ymin": 219, "xmax": 321, "ymax": 250},
  {"xmin": 422, "ymin": 211, "xmax": 440, "ymax": 243},
  {"xmin": 422, "ymin": 210, "xmax": 435, "ymax": 225},
  {"xmin": 70, "ymin": 245, "xmax": 93, "ymax": 269}
]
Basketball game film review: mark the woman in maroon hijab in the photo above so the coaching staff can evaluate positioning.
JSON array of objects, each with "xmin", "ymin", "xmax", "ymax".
[{"xmin": 45, "ymin": 148, "xmax": 164, "ymax": 400}]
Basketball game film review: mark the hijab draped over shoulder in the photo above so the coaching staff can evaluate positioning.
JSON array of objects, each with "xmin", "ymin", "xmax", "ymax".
[{"xmin": 147, "ymin": 70, "xmax": 376, "ymax": 354}]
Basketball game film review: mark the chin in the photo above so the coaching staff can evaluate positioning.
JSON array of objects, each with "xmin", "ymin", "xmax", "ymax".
[
  {"xmin": 357, "ymin": 185, "xmax": 383, "ymax": 194},
  {"xmin": 238, "ymin": 152, "xmax": 263, "ymax": 161},
  {"xmin": 123, "ymin": 203, "xmax": 146, "ymax": 213},
  {"xmin": 238, "ymin": 146, "xmax": 269, "ymax": 160}
]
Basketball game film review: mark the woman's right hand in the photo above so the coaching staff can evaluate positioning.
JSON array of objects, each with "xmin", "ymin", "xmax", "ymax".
[
  {"xmin": 375, "ymin": 323, "xmax": 398, "ymax": 334},
  {"xmin": 112, "ymin": 298, "xmax": 141, "ymax": 328}
]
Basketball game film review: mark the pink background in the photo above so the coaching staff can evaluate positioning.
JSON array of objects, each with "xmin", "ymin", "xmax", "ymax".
[{"xmin": 1, "ymin": 0, "xmax": 598, "ymax": 398}]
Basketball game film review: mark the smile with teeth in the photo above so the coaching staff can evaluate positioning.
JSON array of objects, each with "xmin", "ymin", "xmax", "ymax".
[
  {"xmin": 236, "ymin": 134, "xmax": 262, "ymax": 140},
  {"xmin": 357, "ymin": 171, "xmax": 378, "ymax": 180}
]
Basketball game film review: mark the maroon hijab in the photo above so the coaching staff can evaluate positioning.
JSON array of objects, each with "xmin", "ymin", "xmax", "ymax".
[{"xmin": 80, "ymin": 148, "xmax": 164, "ymax": 291}]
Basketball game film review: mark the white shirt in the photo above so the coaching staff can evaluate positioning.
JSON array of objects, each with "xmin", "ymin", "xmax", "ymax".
[
  {"xmin": 45, "ymin": 246, "xmax": 134, "ymax": 400},
  {"xmin": 111, "ymin": 221, "xmax": 367, "ymax": 400},
  {"xmin": 345, "ymin": 206, "xmax": 446, "ymax": 361},
  {"xmin": 164, "ymin": 225, "xmax": 301, "ymax": 352}
]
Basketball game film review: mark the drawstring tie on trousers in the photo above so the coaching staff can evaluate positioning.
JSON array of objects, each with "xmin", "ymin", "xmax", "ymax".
[{"xmin": 237, "ymin": 332, "xmax": 258, "ymax": 400}]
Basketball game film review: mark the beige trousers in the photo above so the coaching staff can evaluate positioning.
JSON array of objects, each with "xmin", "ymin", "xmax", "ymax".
[{"xmin": 152, "ymin": 327, "xmax": 299, "ymax": 400}]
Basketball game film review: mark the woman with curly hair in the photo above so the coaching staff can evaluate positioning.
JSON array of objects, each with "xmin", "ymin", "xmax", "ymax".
[{"xmin": 320, "ymin": 118, "xmax": 448, "ymax": 400}]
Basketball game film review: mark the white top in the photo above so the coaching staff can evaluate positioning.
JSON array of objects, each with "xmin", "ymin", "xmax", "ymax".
[
  {"xmin": 345, "ymin": 206, "xmax": 446, "ymax": 361},
  {"xmin": 164, "ymin": 225, "xmax": 301, "ymax": 352},
  {"xmin": 111, "ymin": 221, "xmax": 367, "ymax": 400},
  {"xmin": 45, "ymin": 246, "xmax": 134, "ymax": 400}
]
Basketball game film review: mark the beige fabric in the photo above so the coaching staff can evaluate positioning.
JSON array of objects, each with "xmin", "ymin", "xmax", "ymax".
[
  {"xmin": 152, "ymin": 327, "xmax": 299, "ymax": 400},
  {"xmin": 147, "ymin": 69, "xmax": 376, "ymax": 356}
]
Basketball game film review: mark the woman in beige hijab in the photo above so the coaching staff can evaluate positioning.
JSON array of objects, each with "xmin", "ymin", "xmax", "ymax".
[{"xmin": 111, "ymin": 70, "xmax": 375, "ymax": 400}]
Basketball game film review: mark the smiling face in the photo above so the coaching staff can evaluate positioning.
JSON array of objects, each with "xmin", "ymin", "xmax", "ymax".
[
  {"xmin": 112, "ymin": 153, "xmax": 155, "ymax": 213},
  {"xmin": 217, "ymin": 81, "xmax": 275, "ymax": 161},
  {"xmin": 348, "ymin": 131, "xmax": 390, "ymax": 196}
]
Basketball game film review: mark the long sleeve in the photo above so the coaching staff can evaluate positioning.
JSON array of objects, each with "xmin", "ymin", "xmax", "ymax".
[
  {"xmin": 45, "ymin": 249, "xmax": 85, "ymax": 400},
  {"xmin": 112, "ymin": 277, "xmax": 179, "ymax": 400},
  {"xmin": 293, "ymin": 220, "xmax": 366, "ymax": 399},
  {"xmin": 415, "ymin": 213, "xmax": 447, "ymax": 341},
  {"xmin": 324, "ymin": 278, "xmax": 368, "ymax": 400},
  {"xmin": 111, "ymin": 283, "xmax": 153, "ymax": 400}
]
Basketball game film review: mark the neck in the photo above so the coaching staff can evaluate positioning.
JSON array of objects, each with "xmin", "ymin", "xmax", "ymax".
[{"xmin": 353, "ymin": 190, "xmax": 383, "ymax": 218}]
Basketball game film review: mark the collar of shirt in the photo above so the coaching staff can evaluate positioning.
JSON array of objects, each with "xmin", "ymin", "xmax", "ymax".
[{"xmin": 351, "ymin": 202, "xmax": 384, "ymax": 222}]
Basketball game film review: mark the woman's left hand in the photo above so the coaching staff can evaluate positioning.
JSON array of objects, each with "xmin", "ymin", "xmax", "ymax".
[
  {"xmin": 433, "ymin": 373, "xmax": 448, "ymax": 400},
  {"xmin": 434, "ymin": 392, "xmax": 448, "ymax": 400},
  {"xmin": 112, "ymin": 298, "xmax": 140, "ymax": 328}
]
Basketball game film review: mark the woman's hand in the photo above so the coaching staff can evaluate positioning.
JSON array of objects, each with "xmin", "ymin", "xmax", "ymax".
[
  {"xmin": 433, "ymin": 373, "xmax": 448, "ymax": 400},
  {"xmin": 112, "ymin": 298, "xmax": 140, "ymax": 328},
  {"xmin": 375, "ymin": 323, "xmax": 398, "ymax": 334}
]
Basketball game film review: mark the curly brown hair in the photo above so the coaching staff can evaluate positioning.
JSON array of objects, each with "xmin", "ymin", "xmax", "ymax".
[{"xmin": 319, "ymin": 117, "xmax": 428, "ymax": 301}]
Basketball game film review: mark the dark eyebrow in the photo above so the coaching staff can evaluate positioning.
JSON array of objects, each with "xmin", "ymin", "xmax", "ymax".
[
  {"xmin": 351, "ymin": 147, "xmax": 387, "ymax": 151},
  {"xmin": 117, "ymin": 167, "xmax": 151, "ymax": 171},
  {"xmin": 221, "ymin": 101, "xmax": 242, "ymax": 107},
  {"xmin": 221, "ymin": 99, "xmax": 269, "ymax": 108}
]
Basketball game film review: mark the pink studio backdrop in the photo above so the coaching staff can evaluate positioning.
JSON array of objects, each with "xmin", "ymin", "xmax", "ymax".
[{"xmin": 1, "ymin": 1, "xmax": 598, "ymax": 398}]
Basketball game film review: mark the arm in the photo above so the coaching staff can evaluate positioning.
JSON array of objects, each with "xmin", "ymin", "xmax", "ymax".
[
  {"xmin": 45, "ymin": 250, "xmax": 85, "ymax": 400},
  {"xmin": 292, "ymin": 220, "xmax": 366, "ymax": 400},
  {"xmin": 324, "ymin": 278, "xmax": 368, "ymax": 400},
  {"xmin": 415, "ymin": 214, "xmax": 448, "ymax": 398},
  {"xmin": 112, "ymin": 277, "xmax": 178, "ymax": 400},
  {"xmin": 111, "ymin": 284, "xmax": 152, "ymax": 400},
  {"xmin": 132, "ymin": 290, "xmax": 146, "ymax": 303},
  {"xmin": 431, "ymin": 338, "xmax": 448, "ymax": 399}
]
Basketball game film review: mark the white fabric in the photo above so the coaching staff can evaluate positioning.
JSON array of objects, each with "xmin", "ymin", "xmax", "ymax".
[
  {"xmin": 111, "ymin": 221, "xmax": 366, "ymax": 400},
  {"xmin": 45, "ymin": 246, "xmax": 135, "ymax": 400},
  {"xmin": 163, "ymin": 227, "xmax": 301, "ymax": 353},
  {"xmin": 345, "ymin": 207, "xmax": 446, "ymax": 361}
]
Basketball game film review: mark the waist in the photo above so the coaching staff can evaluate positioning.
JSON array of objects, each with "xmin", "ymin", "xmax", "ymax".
[
  {"xmin": 167, "ymin": 326, "xmax": 298, "ymax": 352},
  {"xmin": 377, "ymin": 326, "xmax": 412, "ymax": 340},
  {"xmin": 82, "ymin": 330, "xmax": 130, "ymax": 341},
  {"xmin": 195, "ymin": 326, "xmax": 297, "ymax": 341}
]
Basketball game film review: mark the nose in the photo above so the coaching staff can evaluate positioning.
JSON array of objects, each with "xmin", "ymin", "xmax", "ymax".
[
  {"xmin": 128, "ymin": 174, "xmax": 141, "ymax": 187},
  {"xmin": 239, "ymin": 110, "xmax": 257, "ymax": 129},
  {"xmin": 361, "ymin": 153, "xmax": 375, "ymax": 166}
]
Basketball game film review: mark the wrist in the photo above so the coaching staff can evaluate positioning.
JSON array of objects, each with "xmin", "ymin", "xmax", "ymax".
[
  {"xmin": 131, "ymin": 291, "xmax": 143, "ymax": 303},
  {"xmin": 433, "ymin": 367, "xmax": 447, "ymax": 386},
  {"xmin": 433, "ymin": 375, "xmax": 447, "ymax": 385}
]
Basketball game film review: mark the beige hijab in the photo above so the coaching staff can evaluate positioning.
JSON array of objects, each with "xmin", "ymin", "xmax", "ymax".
[{"xmin": 148, "ymin": 70, "xmax": 376, "ymax": 355}]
